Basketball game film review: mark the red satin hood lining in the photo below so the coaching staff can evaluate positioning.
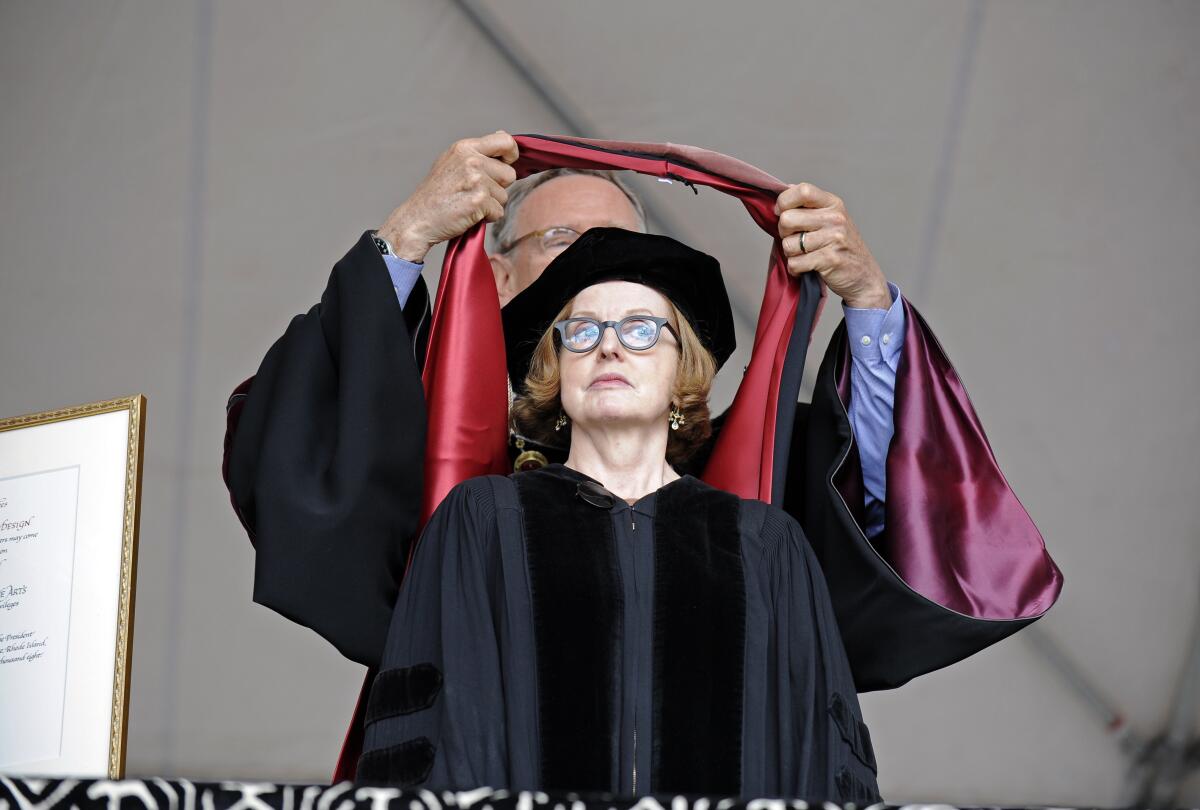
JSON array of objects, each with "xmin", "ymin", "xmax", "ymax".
[{"xmin": 834, "ymin": 299, "xmax": 1063, "ymax": 620}]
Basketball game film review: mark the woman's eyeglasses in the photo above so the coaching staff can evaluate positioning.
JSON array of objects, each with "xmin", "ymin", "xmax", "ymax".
[
  {"xmin": 553, "ymin": 316, "xmax": 678, "ymax": 353},
  {"xmin": 498, "ymin": 226, "xmax": 580, "ymax": 255}
]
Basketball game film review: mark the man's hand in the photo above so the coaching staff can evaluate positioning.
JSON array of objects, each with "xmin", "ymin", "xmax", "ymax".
[
  {"xmin": 775, "ymin": 183, "xmax": 892, "ymax": 309},
  {"xmin": 378, "ymin": 131, "xmax": 520, "ymax": 262}
]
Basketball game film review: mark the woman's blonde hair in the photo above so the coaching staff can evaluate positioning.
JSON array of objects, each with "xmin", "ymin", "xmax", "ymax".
[{"xmin": 510, "ymin": 295, "xmax": 718, "ymax": 466}]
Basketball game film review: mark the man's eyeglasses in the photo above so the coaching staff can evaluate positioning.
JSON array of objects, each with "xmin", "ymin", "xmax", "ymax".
[
  {"xmin": 498, "ymin": 226, "xmax": 580, "ymax": 255},
  {"xmin": 553, "ymin": 316, "xmax": 679, "ymax": 353}
]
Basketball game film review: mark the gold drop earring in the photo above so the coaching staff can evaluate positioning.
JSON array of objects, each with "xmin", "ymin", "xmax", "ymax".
[
  {"xmin": 669, "ymin": 404, "xmax": 685, "ymax": 430},
  {"xmin": 555, "ymin": 410, "xmax": 569, "ymax": 431}
]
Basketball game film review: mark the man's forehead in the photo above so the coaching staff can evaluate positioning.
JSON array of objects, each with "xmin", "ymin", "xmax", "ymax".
[{"xmin": 518, "ymin": 174, "xmax": 641, "ymax": 231}]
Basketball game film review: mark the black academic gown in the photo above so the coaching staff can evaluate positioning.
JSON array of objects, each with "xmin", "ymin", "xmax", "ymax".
[
  {"xmin": 225, "ymin": 233, "xmax": 431, "ymax": 667},
  {"xmin": 356, "ymin": 465, "xmax": 879, "ymax": 802}
]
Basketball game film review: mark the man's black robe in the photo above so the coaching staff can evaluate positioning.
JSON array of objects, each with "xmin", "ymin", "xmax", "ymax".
[
  {"xmin": 356, "ymin": 465, "xmax": 880, "ymax": 802},
  {"xmin": 225, "ymin": 233, "xmax": 432, "ymax": 667}
]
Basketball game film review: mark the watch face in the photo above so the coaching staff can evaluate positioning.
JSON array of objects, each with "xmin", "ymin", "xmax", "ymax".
[{"xmin": 372, "ymin": 235, "xmax": 391, "ymax": 256}]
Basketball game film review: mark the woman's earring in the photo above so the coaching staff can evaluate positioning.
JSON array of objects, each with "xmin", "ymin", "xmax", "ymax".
[
  {"xmin": 669, "ymin": 405, "xmax": 685, "ymax": 431},
  {"xmin": 555, "ymin": 411, "xmax": 569, "ymax": 431}
]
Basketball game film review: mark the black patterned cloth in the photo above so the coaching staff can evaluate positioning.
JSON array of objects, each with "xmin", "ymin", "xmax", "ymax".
[{"xmin": 0, "ymin": 776, "xmax": 1097, "ymax": 810}]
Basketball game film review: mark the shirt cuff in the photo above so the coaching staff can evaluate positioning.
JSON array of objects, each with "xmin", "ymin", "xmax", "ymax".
[
  {"xmin": 383, "ymin": 254, "xmax": 424, "ymax": 309},
  {"xmin": 844, "ymin": 282, "xmax": 904, "ymax": 366}
]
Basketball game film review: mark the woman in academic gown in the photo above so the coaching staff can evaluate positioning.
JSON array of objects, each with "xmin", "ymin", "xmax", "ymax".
[{"xmin": 357, "ymin": 228, "xmax": 880, "ymax": 802}]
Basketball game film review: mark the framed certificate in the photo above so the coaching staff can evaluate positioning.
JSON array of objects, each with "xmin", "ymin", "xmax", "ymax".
[{"xmin": 0, "ymin": 396, "xmax": 145, "ymax": 779}]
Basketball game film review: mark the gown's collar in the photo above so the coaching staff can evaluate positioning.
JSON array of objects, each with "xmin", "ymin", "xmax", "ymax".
[{"xmin": 535, "ymin": 463, "xmax": 700, "ymax": 517}]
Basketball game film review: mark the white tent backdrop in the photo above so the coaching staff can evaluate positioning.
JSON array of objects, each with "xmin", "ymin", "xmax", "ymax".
[{"xmin": 1, "ymin": 1, "xmax": 1198, "ymax": 804}]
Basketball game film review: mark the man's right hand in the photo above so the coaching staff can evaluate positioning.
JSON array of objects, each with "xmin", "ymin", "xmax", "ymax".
[{"xmin": 378, "ymin": 131, "xmax": 520, "ymax": 263}]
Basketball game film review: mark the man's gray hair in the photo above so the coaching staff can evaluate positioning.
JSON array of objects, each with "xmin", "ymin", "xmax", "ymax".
[{"xmin": 489, "ymin": 168, "xmax": 647, "ymax": 253}]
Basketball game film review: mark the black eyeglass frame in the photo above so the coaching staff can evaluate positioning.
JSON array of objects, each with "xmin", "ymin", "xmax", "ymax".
[{"xmin": 553, "ymin": 316, "xmax": 679, "ymax": 353}]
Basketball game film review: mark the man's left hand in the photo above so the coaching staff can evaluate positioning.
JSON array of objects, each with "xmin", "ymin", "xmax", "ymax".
[{"xmin": 775, "ymin": 183, "xmax": 892, "ymax": 309}]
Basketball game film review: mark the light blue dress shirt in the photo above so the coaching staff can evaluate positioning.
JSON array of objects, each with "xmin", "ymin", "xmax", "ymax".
[
  {"xmin": 842, "ymin": 281, "xmax": 904, "ymax": 537},
  {"xmin": 382, "ymin": 256, "xmax": 905, "ymax": 538}
]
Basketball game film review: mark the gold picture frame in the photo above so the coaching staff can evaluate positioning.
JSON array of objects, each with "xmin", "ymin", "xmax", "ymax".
[{"xmin": 0, "ymin": 396, "xmax": 145, "ymax": 779}]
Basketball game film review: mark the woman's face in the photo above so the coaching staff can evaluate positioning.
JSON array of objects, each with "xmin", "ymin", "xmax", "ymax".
[{"xmin": 558, "ymin": 281, "xmax": 679, "ymax": 432}]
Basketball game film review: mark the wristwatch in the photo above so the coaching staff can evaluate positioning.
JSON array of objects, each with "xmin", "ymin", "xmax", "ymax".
[{"xmin": 371, "ymin": 231, "xmax": 397, "ymax": 258}]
